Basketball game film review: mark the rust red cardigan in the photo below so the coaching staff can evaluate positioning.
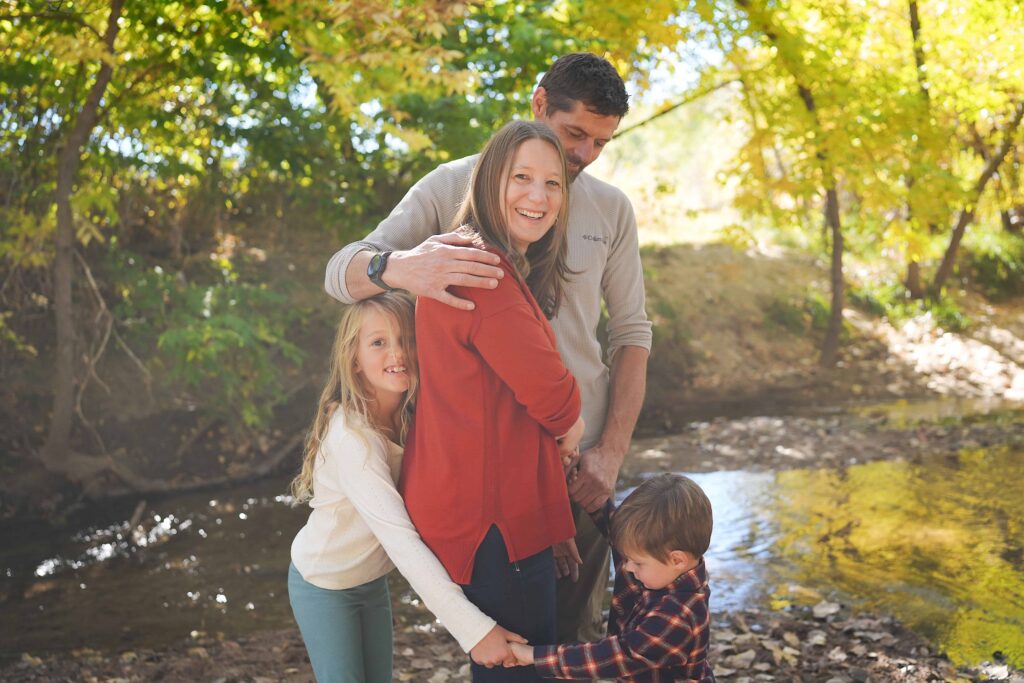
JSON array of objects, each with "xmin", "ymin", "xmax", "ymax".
[{"xmin": 400, "ymin": 251, "xmax": 580, "ymax": 584}]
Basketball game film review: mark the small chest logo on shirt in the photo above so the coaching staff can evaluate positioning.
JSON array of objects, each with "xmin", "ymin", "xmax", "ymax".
[{"xmin": 581, "ymin": 234, "xmax": 608, "ymax": 244}]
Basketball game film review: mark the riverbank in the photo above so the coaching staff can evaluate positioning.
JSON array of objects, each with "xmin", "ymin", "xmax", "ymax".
[{"xmin": 3, "ymin": 604, "xmax": 1017, "ymax": 682}]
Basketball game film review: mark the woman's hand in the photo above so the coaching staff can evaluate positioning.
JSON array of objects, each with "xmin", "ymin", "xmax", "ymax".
[
  {"xmin": 562, "ymin": 446, "xmax": 581, "ymax": 477},
  {"xmin": 552, "ymin": 538, "xmax": 583, "ymax": 582},
  {"xmin": 470, "ymin": 625, "xmax": 527, "ymax": 668},
  {"xmin": 556, "ymin": 416, "xmax": 585, "ymax": 464}
]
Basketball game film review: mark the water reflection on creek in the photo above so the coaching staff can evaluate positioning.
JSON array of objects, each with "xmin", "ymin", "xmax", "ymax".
[
  {"xmin": 1, "ymin": 444, "xmax": 1022, "ymax": 668},
  {"xmin": 668, "ymin": 443, "xmax": 1024, "ymax": 668},
  {"xmin": 0, "ymin": 477, "xmax": 307, "ymax": 662}
]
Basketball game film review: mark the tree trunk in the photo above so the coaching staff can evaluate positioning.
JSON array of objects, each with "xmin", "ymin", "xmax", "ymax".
[
  {"xmin": 819, "ymin": 187, "xmax": 844, "ymax": 367},
  {"xmin": 931, "ymin": 102, "xmax": 1024, "ymax": 294},
  {"xmin": 903, "ymin": 1, "xmax": 930, "ymax": 301},
  {"xmin": 734, "ymin": 0, "xmax": 847, "ymax": 366},
  {"xmin": 905, "ymin": 260, "xmax": 924, "ymax": 299},
  {"xmin": 39, "ymin": 0, "xmax": 125, "ymax": 476}
]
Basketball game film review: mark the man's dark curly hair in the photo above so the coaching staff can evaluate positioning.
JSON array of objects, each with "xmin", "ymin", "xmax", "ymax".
[{"xmin": 537, "ymin": 53, "xmax": 630, "ymax": 118}]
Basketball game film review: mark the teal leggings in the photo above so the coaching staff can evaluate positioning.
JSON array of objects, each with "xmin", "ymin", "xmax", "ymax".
[{"xmin": 288, "ymin": 563, "xmax": 393, "ymax": 683}]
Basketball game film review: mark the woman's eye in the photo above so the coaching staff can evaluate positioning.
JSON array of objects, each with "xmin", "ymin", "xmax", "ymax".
[
  {"xmin": 514, "ymin": 173, "xmax": 529, "ymax": 181},
  {"xmin": 547, "ymin": 180, "xmax": 561, "ymax": 189}
]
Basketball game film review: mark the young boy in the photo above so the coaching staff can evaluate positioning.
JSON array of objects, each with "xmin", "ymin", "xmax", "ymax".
[{"xmin": 509, "ymin": 473, "xmax": 715, "ymax": 682}]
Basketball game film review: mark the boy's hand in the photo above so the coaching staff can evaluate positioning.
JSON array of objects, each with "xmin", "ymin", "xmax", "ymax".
[
  {"xmin": 470, "ymin": 625, "xmax": 526, "ymax": 668},
  {"xmin": 506, "ymin": 642, "xmax": 535, "ymax": 666},
  {"xmin": 552, "ymin": 538, "xmax": 582, "ymax": 581}
]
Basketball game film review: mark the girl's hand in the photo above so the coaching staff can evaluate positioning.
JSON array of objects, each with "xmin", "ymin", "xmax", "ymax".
[{"xmin": 471, "ymin": 625, "xmax": 527, "ymax": 668}]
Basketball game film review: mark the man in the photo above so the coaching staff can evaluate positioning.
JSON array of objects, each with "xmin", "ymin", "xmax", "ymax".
[{"xmin": 324, "ymin": 52, "xmax": 652, "ymax": 646}]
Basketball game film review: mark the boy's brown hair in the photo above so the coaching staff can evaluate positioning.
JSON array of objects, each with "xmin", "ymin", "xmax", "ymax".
[{"xmin": 610, "ymin": 473, "xmax": 713, "ymax": 561}]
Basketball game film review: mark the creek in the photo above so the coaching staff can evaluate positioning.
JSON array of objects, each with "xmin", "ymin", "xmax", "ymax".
[{"xmin": 1, "ymin": 401, "xmax": 1022, "ymax": 668}]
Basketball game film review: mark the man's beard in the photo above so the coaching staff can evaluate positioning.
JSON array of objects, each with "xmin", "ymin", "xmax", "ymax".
[{"xmin": 566, "ymin": 152, "xmax": 585, "ymax": 181}]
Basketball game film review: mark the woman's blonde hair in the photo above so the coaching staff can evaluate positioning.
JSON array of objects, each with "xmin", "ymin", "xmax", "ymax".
[
  {"xmin": 290, "ymin": 291, "xmax": 417, "ymax": 504},
  {"xmin": 451, "ymin": 120, "xmax": 573, "ymax": 318}
]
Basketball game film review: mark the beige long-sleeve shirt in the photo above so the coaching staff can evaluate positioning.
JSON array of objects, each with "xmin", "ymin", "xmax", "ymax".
[
  {"xmin": 290, "ymin": 410, "xmax": 496, "ymax": 652},
  {"xmin": 325, "ymin": 155, "xmax": 652, "ymax": 448}
]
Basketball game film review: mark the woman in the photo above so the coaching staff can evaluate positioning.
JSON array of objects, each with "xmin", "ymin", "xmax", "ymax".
[{"xmin": 401, "ymin": 120, "xmax": 585, "ymax": 682}]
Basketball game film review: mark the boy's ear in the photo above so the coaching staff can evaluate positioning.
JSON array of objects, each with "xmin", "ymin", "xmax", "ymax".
[{"xmin": 668, "ymin": 549, "xmax": 696, "ymax": 568}]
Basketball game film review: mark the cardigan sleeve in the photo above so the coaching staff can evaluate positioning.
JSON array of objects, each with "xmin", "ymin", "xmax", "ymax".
[
  {"xmin": 461, "ymin": 273, "xmax": 581, "ymax": 438},
  {"xmin": 323, "ymin": 418, "xmax": 497, "ymax": 652}
]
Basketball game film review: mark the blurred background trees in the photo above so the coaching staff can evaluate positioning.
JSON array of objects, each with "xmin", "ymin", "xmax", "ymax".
[{"xmin": 1, "ymin": 0, "xmax": 1022, "ymax": 493}]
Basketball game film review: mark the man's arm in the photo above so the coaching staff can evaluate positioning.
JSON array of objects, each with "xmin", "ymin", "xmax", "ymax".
[
  {"xmin": 324, "ymin": 158, "xmax": 504, "ymax": 310},
  {"xmin": 569, "ymin": 187, "xmax": 651, "ymax": 511},
  {"xmin": 344, "ymin": 233, "xmax": 504, "ymax": 311},
  {"xmin": 569, "ymin": 345, "xmax": 648, "ymax": 512}
]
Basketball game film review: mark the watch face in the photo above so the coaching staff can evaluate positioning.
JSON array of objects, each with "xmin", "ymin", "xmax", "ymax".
[{"xmin": 368, "ymin": 251, "xmax": 391, "ymax": 288}]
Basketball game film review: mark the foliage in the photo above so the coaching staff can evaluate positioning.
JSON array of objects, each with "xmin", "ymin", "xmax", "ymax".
[
  {"xmin": 764, "ymin": 289, "xmax": 834, "ymax": 336},
  {"xmin": 848, "ymin": 281, "xmax": 971, "ymax": 333},
  {"xmin": 964, "ymin": 233, "xmax": 1024, "ymax": 301},
  {"xmin": 108, "ymin": 245, "xmax": 304, "ymax": 428},
  {"xmin": 675, "ymin": 0, "xmax": 1024, "ymax": 292},
  {"xmin": 0, "ymin": 310, "xmax": 37, "ymax": 358}
]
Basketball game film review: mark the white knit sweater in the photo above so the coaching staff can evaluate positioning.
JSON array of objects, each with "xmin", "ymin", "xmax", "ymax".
[{"xmin": 290, "ymin": 410, "xmax": 496, "ymax": 651}]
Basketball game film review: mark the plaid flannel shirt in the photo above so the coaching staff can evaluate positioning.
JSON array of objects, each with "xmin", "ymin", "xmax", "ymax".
[{"xmin": 534, "ymin": 503, "xmax": 715, "ymax": 682}]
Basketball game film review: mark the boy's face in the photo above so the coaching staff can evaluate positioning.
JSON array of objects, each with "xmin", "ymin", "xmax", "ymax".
[{"xmin": 622, "ymin": 548, "xmax": 697, "ymax": 590}]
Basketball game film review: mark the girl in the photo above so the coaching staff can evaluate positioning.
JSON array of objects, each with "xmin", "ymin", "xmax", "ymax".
[
  {"xmin": 288, "ymin": 291, "xmax": 522, "ymax": 683},
  {"xmin": 401, "ymin": 120, "xmax": 586, "ymax": 682}
]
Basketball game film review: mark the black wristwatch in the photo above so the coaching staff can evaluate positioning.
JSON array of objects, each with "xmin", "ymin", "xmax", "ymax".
[{"xmin": 367, "ymin": 250, "xmax": 394, "ymax": 291}]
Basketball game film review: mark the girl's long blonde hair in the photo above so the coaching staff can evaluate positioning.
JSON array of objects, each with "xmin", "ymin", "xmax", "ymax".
[{"xmin": 290, "ymin": 291, "xmax": 417, "ymax": 504}]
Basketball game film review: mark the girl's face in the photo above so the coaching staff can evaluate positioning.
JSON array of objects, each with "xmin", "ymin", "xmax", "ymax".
[
  {"xmin": 354, "ymin": 308, "xmax": 410, "ymax": 402},
  {"xmin": 501, "ymin": 138, "xmax": 564, "ymax": 254}
]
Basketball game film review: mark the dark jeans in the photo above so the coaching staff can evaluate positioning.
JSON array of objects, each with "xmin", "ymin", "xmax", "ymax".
[{"xmin": 461, "ymin": 525, "xmax": 555, "ymax": 682}]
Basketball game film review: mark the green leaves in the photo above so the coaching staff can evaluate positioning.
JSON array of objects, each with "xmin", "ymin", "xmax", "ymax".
[{"xmin": 111, "ymin": 247, "xmax": 305, "ymax": 429}]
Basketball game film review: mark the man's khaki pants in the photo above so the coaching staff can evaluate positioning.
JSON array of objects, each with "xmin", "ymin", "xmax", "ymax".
[{"xmin": 555, "ymin": 501, "xmax": 611, "ymax": 643}]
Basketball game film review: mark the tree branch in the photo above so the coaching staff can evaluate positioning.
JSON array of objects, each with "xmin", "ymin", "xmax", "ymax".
[{"xmin": 614, "ymin": 79, "xmax": 740, "ymax": 139}]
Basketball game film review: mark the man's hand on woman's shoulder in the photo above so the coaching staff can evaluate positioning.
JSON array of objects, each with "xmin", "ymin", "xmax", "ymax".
[{"xmin": 386, "ymin": 233, "xmax": 504, "ymax": 311}]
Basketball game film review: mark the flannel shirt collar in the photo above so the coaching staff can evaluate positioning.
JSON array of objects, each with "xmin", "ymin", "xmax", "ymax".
[{"xmin": 637, "ymin": 557, "xmax": 708, "ymax": 600}]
